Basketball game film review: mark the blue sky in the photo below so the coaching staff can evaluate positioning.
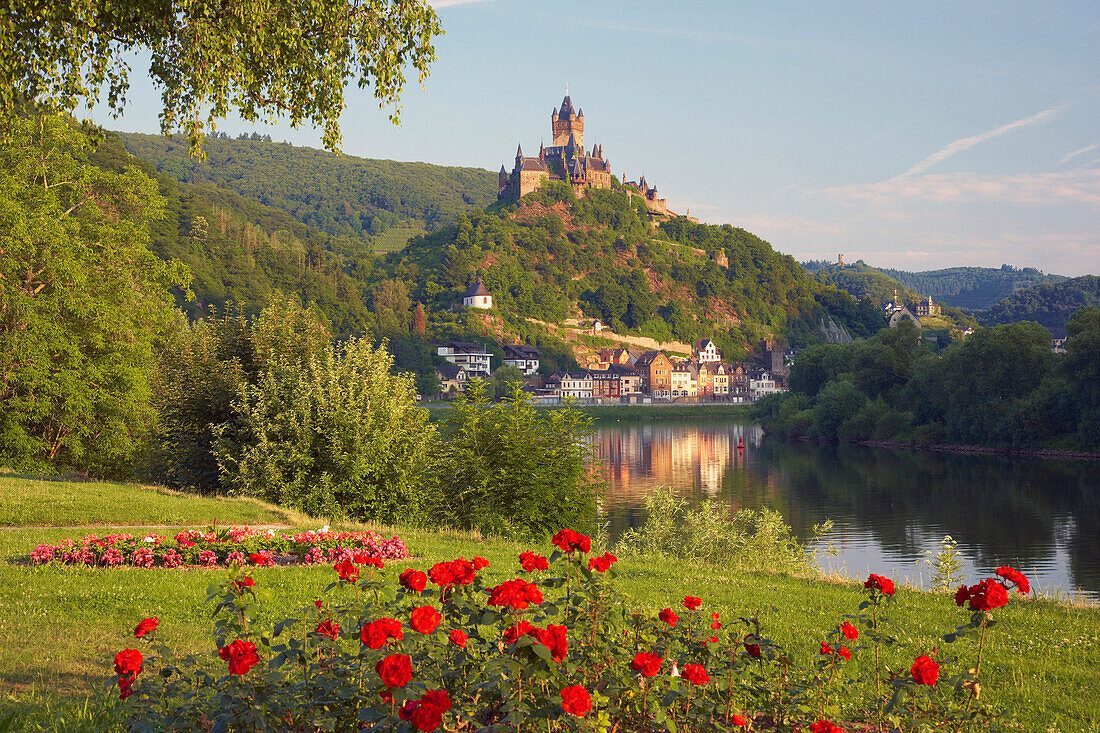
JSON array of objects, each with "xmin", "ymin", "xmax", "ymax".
[{"xmin": 98, "ymin": 1, "xmax": 1100, "ymax": 275}]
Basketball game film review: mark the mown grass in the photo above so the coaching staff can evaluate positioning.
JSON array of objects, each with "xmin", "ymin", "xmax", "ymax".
[
  {"xmin": 0, "ymin": 473, "xmax": 312, "ymax": 527},
  {"xmin": 1, "ymin": 477, "xmax": 1098, "ymax": 731}
]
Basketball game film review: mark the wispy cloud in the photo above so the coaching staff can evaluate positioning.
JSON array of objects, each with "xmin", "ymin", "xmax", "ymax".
[
  {"xmin": 1060, "ymin": 143, "xmax": 1099, "ymax": 165},
  {"xmin": 823, "ymin": 169, "xmax": 1100, "ymax": 207},
  {"xmin": 430, "ymin": 0, "xmax": 495, "ymax": 8},
  {"xmin": 897, "ymin": 101, "xmax": 1071, "ymax": 178}
]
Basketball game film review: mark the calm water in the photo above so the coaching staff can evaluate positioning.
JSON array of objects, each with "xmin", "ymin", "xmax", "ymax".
[{"xmin": 594, "ymin": 418, "xmax": 1100, "ymax": 603}]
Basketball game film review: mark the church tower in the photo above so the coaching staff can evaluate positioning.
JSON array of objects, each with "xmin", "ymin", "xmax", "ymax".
[{"xmin": 551, "ymin": 93, "xmax": 583, "ymax": 147}]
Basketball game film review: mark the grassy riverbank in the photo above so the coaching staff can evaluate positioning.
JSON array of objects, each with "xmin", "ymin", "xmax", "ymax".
[{"xmin": 2, "ymin": 474, "xmax": 1098, "ymax": 731}]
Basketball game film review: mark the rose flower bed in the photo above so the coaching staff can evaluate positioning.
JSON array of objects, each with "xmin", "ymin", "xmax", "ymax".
[
  {"xmin": 110, "ymin": 528, "xmax": 1028, "ymax": 732},
  {"xmin": 29, "ymin": 526, "xmax": 408, "ymax": 569}
]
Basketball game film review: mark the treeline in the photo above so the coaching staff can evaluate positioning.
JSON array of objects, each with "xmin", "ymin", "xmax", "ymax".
[
  {"xmin": 978, "ymin": 275, "xmax": 1100, "ymax": 333},
  {"xmin": 802, "ymin": 260, "xmax": 919, "ymax": 305},
  {"xmin": 879, "ymin": 264, "xmax": 1066, "ymax": 310},
  {"xmin": 755, "ymin": 309, "xmax": 1100, "ymax": 452},
  {"xmin": 120, "ymin": 132, "xmax": 498, "ymax": 245}
]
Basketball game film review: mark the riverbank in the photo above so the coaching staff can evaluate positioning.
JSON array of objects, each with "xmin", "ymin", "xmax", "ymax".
[
  {"xmin": 764, "ymin": 433, "xmax": 1100, "ymax": 462},
  {"xmin": 2, "ymin": 474, "xmax": 1098, "ymax": 730}
]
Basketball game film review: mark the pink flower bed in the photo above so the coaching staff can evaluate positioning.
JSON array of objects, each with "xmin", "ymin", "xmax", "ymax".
[{"xmin": 28, "ymin": 526, "xmax": 409, "ymax": 569}]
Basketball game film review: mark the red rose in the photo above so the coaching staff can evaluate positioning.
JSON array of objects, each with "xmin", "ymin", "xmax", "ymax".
[
  {"xmin": 710, "ymin": 612, "xmax": 722, "ymax": 630},
  {"xmin": 133, "ymin": 617, "xmax": 159, "ymax": 638},
  {"xmin": 449, "ymin": 629, "xmax": 469, "ymax": 648},
  {"xmin": 744, "ymin": 642, "xmax": 761, "ymax": 658},
  {"xmin": 838, "ymin": 646, "xmax": 851, "ymax": 660},
  {"xmin": 731, "ymin": 714, "xmax": 748, "ymax": 727},
  {"xmin": 503, "ymin": 620, "xmax": 534, "ymax": 644},
  {"xmin": 551, "ymin": 528, "xmax": 591, "ymax": 554},
  {"xmin": 334, "ymin": 558, "xmax": 359, "ymax": 582},
  {"xmin": 995, "ymin": 566, "xmax": 1030, "ymax": 595},
  {"xmin": 422, "ymin": 689, "xmax": 452, "ymax": 712},
  {"xmin": 400, "ymin": 569, "xmax": 428, "ymax": 592},
  {"xmin": 315, "ymin": 619, "xmax": 341, "ymax": 639},
  {"xmin": 819, "ymin": 641, "xmax": 833, "ymax": 655},
  {"xmin": 249, "ymin": 552, "xmax": 273, "ymax": 567},
  {"xmin": 911, "ymin": 654, "xmax": 939, "ymax": 686},
  {"xmin": 841, "ymin": 621, "xmax": 859, "ymax": 640},
  {"xmin": 488, "ymin": 578, "xmax": 543, "ymax": 611},
  {"xmin": 375, "ymin": 653, "xmax": 412, "ymax": 688},
  {"xmin": 411, "ymin": 605, "xmax": 442, "ymax": 634},
  {"xmin": 114, "ymin": 648, "xmax": 143, "ymax": 677},
  {"xmin": 658, "ymin": 608, "xmax": 679, "ymax": 627},
  {"xmin": 218, "ymin": 639, "xmax": 259, "ymax": 675},
  {"xmin": 864, "ymin": 573, "xmax": 895, "ymax": 595},
  {"xmin": 561, "ymin": 685, "xmax": 592, "ymax": 717},
  {"xmin": 957, "ymin": 578, "xmax": 1008, "ymax": 611},
  {"xmin": 681, "ymin": 663, "xmax": 710, "ymax": 685},
  {"xmin": 519, "ymin": 551, "xmax": 549, "ymax": 572},
  {"xmin": 117, "ymin": 675, "xmax": 134, "ymax": 699},
  {"xmin": 683, "ymin": 596, "xmax": 702, "ymax": 611},
  {"xmin": 232, "ymin": 576, "xmax": 255, "ymax": 593},
  {"xmin": 532, "ymin": 623, "xmax": 569, "ymax": 662},
  {"xmin": 429, "ymin": 558, "xmax": 478, "ymax": 588},
  {"xmin": 361, "ymin": 617, "xmax": 404, "ymax": 649},
  {"xmin": 631, "ymin": 652, "xmax": 662, "ymax": 677},
  {"xmin": 810, "ymin": 720, "xmax": 844, "ymax": 733},
  {"xmin": 473, "ymin": 556, "xmax": 489, "ymax": 570},
  {"xmin": 587, "ymin": 551, "xmax": 617, "ymax": 573},
  {"xmin": 409, "ymin": 703, "xmax": 443, "ymax": 732}
]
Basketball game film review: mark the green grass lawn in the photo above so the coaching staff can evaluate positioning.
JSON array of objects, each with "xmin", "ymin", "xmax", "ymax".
[
  {"xmin": 1, "ymin": 476, "xmax": 1098, "ymax": 731},
  {"xmin": 371, "ymin": 225, "xmax": 424, "ymax": 254}
]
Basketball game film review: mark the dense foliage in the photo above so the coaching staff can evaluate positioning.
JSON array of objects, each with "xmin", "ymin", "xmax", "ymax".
[
  {"xmin": 878, "ymin": 265, "xmax": 1066, "ymax": 310},
  {"xmin": 802, "ymin": 261, "xmax": 918, "ymax": 306},
  {"xmin": 2, "ymin": 0, "xmax": 442, "ymax": 151},
  {"xmin": 0, "ymin": 115, "xmax": 189, "ymax": 474},
  {"xmin": 756, "ymin": 310, "xmax": 1100, "ymax": 451},
  {"xmin": 977, "ymin": 275, "xmax": 1100, "ymax": 332},
  {"xmin": 122, "ymin": 133, "xmax": 498, "ymax": 236}
]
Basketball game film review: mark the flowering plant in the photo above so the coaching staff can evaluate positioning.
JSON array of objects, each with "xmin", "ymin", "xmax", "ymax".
[{"xmin": 111, "ymin": 532, "xmax": 1021, "ymax": 732}]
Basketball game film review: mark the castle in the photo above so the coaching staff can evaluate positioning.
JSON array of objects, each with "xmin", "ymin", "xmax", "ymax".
[{"xmin": 498, "ymin": 94, "xmax": 668, "ymax": 216}]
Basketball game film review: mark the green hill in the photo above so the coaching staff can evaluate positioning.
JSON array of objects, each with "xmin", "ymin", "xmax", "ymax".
[
  {"xmin": 875, "ymin": 265, "xmax": 1066, "ymax": 310},
  {"xmin": 119, "ymin": 132, "xmax": 498, "ymax": 251},
  {"xmin": 977, "ymin": 275, "xmax": 1100, "ymax": 333},
  {"xmin": 802, "ymin": 260, "xmax": 918, "ymax": 304}
]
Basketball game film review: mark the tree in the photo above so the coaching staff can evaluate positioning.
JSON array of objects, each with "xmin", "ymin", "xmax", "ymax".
[
  {"xmin": 412, "ymin": 302, "xmax": 427, "ymax": 336},
  {"xmin": 1, "ymin": 0, "xmax": 443, "ymax": 151},
  {"xmin": 486, "ymin": 365, "xmax": 525, "ymax": 400},
  {"xmin": 0, "ymin": 114, "xmax": 190, "ymax": 473},
  {"xmin": 372, "ymin": 278, "xmax": 413, "ymax": 335}
]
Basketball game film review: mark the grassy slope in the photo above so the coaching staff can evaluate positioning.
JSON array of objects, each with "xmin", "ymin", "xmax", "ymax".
[{"xmin": 1, "ymin": 476, "xmax": 1098, "ymax": 731}]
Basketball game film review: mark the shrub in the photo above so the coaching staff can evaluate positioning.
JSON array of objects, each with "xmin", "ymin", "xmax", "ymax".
[
  {"xmin": 109, "ymin": 531, "xmax": 1022, "ymax": 731},
  {"xmin": 430, "ymin": 382, "xmax": 599, "ymax": 538}
]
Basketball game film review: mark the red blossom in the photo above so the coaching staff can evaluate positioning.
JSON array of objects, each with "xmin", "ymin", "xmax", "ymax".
[
  {"xmin": 911, "ymin": 654, "xmax": 939, "ymax": 685},
  {"xmin": 810, "ymin": 720, "xmax": 845, "ymax": 733},
  {"xmin": 631, "ymin": 652, "xmax": 662, "ymax": 677},
  {"xmin": 473, "ymin": 556, "xmax": 489, "ymax": 570},
  {"xmin": 683, "ymin": 596, "xmax": 702, "ymax": 611},
  {"xmin": 561, "ymin": 685, "xmax": 592, "ymax": 717},
  {"xmin": 400, "ymin": 568, "xmax": 428, "ymax": 592},
  {"xmin": 334, "ymin": 559, "xmax": 359, "ymax": 582},
  {"xmin": 681, "ymin": 663, "xmax": 710, "ymax": 685},
  {"xmin": 218, "ymin": 639, "xmax": 260, "ymax": 676},
  {"xmin": 864, "ymin": 573, "xmax": 895, "ymax": 595},
  {"xmin": 361, "ymin": 617, "xmax": 404, "ymax": 649},
  {"xmin": 744, "ymin": 642, "xmax": 761, "ymax": 658},
  {"xmin": 532, "ymin": 624, "xmax": 569, "ymax": 662},
  {"xmin": 411, "ymin": 605, "xmax": 442, "ymax": 634},
  {"xmin": 551, "ymin": 528, "xmax": 591, "ymax": 554},
  {"xmin": 504, "ymin": 620, "xmax": 534, "ymax": 644},
  {"xmin": 449, "ymin": 629, "xmax": 469, "ymax": 648},
  {"xmin": 995, "ymin": 566, "xmax": 1031, "ymax": 594},
  {"xmin": 841, "ymin": 621, "xmax": 859, "ymax": 640},
  {"xmin": 429, "ymin": 557, "xmax": 478, "ymax": 588},
  {"xmin": 519, "ymin": 551, "xmax": 549, "ymax": 572},
  {"xmin": 232, "ymin": 576, "xmax": 256, "ymax": 593},
  {"xmin": 375, "ymin": 653, "xmax": 412, "ymax": 688},
  {"xmin": 133, "ymin": 617, "xmax": 159, "ymax": 638},
  {"xmin": 587, "ymin": 551, "xmax": 617, "ymax": 572},
  {"xmin": 114, "ymin": 649, "xmax": 143, "ymax": 677},
  {"xmin": 658, "ymin": 608, "xmax": 679, "ymax": 627},
  {"xmin": 315, "ymin": 619, "xmax": 341, "ymax": 639},
  {"xmin": 955, "ymin": 578, "xmax": 1008, "ymax": 611},
  {"xmin": 487, "ymin": 578, "xmax": 544, "ymax": 611},
  {"xmin": 710, "ymin": 612, "xmax": 722, "ymax": 630},
  {"xmin": 731, "ymin": 714, "xmax": 749, "ymax": 728}
]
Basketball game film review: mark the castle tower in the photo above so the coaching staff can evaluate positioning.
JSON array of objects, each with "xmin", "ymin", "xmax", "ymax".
[{"xmin": 551, "ymin": 94, "xmax": 583, "ymax": 147}]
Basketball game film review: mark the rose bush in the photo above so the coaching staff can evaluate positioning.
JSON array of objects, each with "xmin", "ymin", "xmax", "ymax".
[
  {"xmin": 110, "ymin": 532, "xmax": 1026, "ymax": 732},
  {"xmin": 29, "ymin": 525, "xmax": 407, "ymax": 569}
]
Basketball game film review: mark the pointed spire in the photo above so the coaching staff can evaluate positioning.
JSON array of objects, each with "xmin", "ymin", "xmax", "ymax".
[
  {"xmin": 578, "ymin": 107, "xmax": 584, "ymax": 118},
  {"xmin": 499, "ymin": 164, "xmax": 507, "ymax": 174},
  {"xmin": 516, "ymin": 143, "xmax": 523, "ymax": 158}
]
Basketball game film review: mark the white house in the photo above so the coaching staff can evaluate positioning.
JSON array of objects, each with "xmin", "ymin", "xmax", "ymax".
[
  {"xmin": 462, "ymin": 279, "xmax": 493, "ymax": 309},
  {"xmin": 503, "ymin": 344, "xmax": 540, "ymax": 375},
  {"xmin": 694, "ymin": 338, "xmax": 721, "ymax": 363},
  {"xmin": 557, "ymin": 371, "xmax": 594, "ymax": 401},
  {"xmin": 437, "ymin": 341, "xmax": 492, "ymax": 378},
  {"xmin": 749, "ymin": 369, "xmax": 782, "ymax": 401}
]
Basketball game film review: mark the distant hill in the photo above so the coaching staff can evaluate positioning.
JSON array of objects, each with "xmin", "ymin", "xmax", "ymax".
[
  {"xmin": 119, "ymin": 133, "xmax": 498, "ymax": 254},
  {"xmin": 802, "ymin": 261, "xmax": 917, "ymax": 304},
  {"xmin": 977, "ymin": 275, "xmax": 1100, "ymax": 334},
  {"xmin": 875, "ymin": 265, "xmax": 1066, "ymax": 310}
]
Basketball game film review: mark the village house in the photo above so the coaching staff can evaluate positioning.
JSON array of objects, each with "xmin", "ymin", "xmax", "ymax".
[
  {"xmin": 712, "ymin": 363, "xmax": 730, "ymax": 397},
  {"xmin": 503, "ymin": 344, "xmax": 540, "ymax": 375},
  {"xmin": 749, "ymin": 369, "xmax": 782, "ymax": 401},
  {"xmin": 557, "ymin": 371, "xmax": 594, "ymax": 401},
  {"xmin": 435, "ymin": 364, "xmax": 467, "ymax": 396},
  {"xmin": 635, "ymin": 351, "xmax": 672, "ymax": 399},
  {"xmin": 915, "ymin": 296, "xmax": 940, "ymax": 318},
  {"xmin": 696, "ymin": 361, "xmax": 715, "ymax": 396},
  {"xmin": 694, "ymin": 339, "xmax": 721, "ymax": 363},
  {"xmin": 596, "ymin": 347, "xmax": 635, "ymax": 369},
  {"xmin": 670, "ymin": 361, "xmax": 697, "ymax": 400},
  {"xmin": 437, "ymin": 341, "xmax": 492, "ymax": 378}
]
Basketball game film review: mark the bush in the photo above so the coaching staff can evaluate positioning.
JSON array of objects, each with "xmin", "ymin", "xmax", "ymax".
[
  {"xmin": 107, "ymin": 530, "xmax": 1022, "ymax": 732},
  {"xmin": 430, "ymin": 382, "xmax": 599, "ymax": 538}
]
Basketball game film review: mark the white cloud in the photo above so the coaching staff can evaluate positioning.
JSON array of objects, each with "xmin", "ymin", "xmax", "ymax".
[
  {"xmin": 1060, "ymin": 143, "xmax": 1099, "ymax": 165},
  {"xmin": 897, "ymin": 101, "xmax": 1070, "ymax": 178}
]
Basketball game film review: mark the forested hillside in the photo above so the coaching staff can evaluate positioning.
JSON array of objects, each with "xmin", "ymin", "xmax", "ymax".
[
  {"xmin": 977, "ymin": 275, "xmax": 1100, "ymax": 333},
  {"xmin": 802, "ymin": 261, "xmax": 917, "ymax": 304},
  {"xmin": 874, "ymin": 265, "xmax": 1066, "ymax": 310},
  {"xmin": 120, "ymin": 133, "xmax": 498, "ymax": 250}
]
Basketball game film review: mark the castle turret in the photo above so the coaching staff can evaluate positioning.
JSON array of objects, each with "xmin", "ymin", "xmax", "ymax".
[{"xmin": 551, "ymin": 93, "xmax": 583, "ymax": 147}]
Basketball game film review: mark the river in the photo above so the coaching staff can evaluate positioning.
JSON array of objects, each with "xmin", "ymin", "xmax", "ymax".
[{"xmin": 594, "ymin": 417, "xmax": 1100, "ymax": 603}]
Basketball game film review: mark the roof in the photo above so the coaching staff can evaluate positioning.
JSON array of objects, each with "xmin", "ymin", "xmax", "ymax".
[
  {"xmin": 635, "ymin": 350, "xmax": 670, "ymax": 367},
  {"xmin": 446, "ymin": 340, "xmax": 488, "ymax": 353},
  {"xmin": 436, "ymin": 363, "xmax": 464, "ymax": 380},
  {"xmin": 559, "ymin": 95, "xmax": 575, "ymax": 117},
  {"xmin": 519, "ymin": 157, "xmax": 547, "ymax": 172},
  {"xmin": 695, "ymin": 338, "xmax": 715, "ymax": 351},
  {"xmin": 504, "ymin": 344, "xmax": 540, "ymax": 358},
  {"xmin": 463, "ymin": 280, "xmax": 491, "ymax": 298}
]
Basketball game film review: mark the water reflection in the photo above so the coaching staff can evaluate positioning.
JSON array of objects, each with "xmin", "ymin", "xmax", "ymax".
[{"xmin": 594, "ymin": 418, "xmax": 1100, "ymax": 601}]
